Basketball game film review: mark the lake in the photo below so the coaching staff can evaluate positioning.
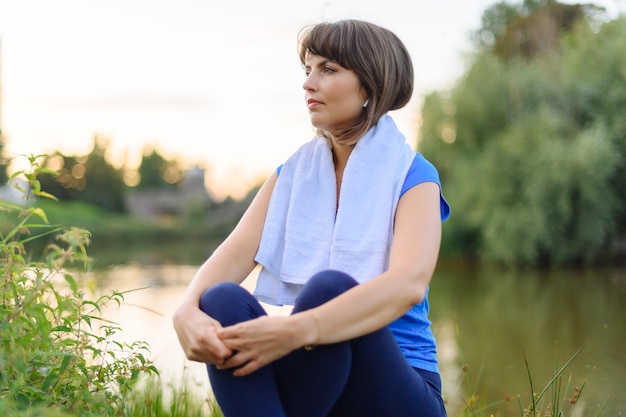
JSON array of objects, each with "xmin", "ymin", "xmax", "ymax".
[{"xmin": 93, "ymin": 259, "xmax": 625, "ymax": 416}]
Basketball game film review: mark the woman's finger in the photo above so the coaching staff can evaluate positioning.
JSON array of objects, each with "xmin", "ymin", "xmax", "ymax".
[
  {"xmin": 233, "ymin": 360, "xmax": 263, "ymax": 377},
  {"xmin": 217, "ymin": 322, "xmax": 247, "ymax": 340}
]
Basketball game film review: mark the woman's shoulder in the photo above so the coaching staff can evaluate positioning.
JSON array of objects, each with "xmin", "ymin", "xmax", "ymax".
[
  {"xmin": 402, "ymin": 153, "xmax": 451, "ymax": 221},
  {"xmin": 404, "ymin": 153, "xmax": 441, "ymax": 185}
]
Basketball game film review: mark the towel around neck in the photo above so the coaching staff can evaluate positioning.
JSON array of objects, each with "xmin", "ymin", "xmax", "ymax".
[{"xmin": 254, "ymin": 114, "xmax": 416, "ymax": 306}]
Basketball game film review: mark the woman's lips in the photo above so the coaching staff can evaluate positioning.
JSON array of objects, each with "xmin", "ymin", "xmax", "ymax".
[{"xmin": 307, "ymin": 99, "xmax": 322, "ymax": 109}]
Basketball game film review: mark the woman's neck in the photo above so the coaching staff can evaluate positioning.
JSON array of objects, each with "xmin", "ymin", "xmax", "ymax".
[
  {"xmin": 331, "ymin": 141, "xmax": 354, "ymax": 206},
  {"xmin": 331, "ymin": 141, "xmax": 353, "ymax": 171}
]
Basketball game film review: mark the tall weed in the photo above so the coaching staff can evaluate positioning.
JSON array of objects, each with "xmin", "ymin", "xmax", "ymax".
[
  {"xmin": 1, "ymin": 155, "xmax": 158, "ymax": 416},
  {"xmin": 456, "ymin": 347, "xmax": 612, "ymax": 417}
]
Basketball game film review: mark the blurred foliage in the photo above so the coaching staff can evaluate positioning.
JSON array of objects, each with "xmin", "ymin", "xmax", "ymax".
[
  {"xmin": 135, "ymin": 146, "xmax": 182, "ymax": 189},
  {"xmin": 34, "ymin": 138, "xmax": 188, "ymax": 214},
  {"xmin": 37, "ymin": 136, "xmax": 127, "ymax": 213},
  {"xmin": 473, "ymin": 0, "xmax": 606, "ymax": 60},
  {"xmin": 419, "ymin": 0, "xmax": 625, "ymax": 267}
]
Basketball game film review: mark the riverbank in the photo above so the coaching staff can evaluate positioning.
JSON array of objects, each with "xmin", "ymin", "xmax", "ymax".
[{"xmin": 4, "ymin": 198, "xmax": 624, "ymax": 268}]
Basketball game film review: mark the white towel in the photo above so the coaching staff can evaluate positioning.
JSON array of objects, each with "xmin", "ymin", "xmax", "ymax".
[{"xmin": 254, "ymin": 115, "xmax": 416, "ymax": 305}]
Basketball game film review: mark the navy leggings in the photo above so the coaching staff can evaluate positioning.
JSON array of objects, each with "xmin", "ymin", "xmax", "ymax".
[{"xmin": 199, "ymin": 270, "xmax": 447, "ymax": 417}]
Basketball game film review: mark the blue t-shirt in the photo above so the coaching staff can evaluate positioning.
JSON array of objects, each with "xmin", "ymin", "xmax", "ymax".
[
  {"xmin": 277, "ymin": 152, "xmax": 450, "ymax": 373},
  {"xmin": 392, "ymin": 153, "xmax": 449, "ymax": 373},
  {"xmin": 401, "ymin": 152, "xmax": 450, "ymax": 221}
]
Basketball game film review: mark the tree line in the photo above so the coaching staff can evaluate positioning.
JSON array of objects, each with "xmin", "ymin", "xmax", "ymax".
[
  {"xmin": 418, "ymin": 0, "xmax": 625, "ymax": 267},
  {"xmin": 1, "ymin": 135, "xmax": 189, "ymax": 213}
]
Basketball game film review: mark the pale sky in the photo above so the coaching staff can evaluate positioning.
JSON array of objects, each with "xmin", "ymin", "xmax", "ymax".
[{"xmin": 1, "ymin": 0, "xmax": 622, "ymax": 198}]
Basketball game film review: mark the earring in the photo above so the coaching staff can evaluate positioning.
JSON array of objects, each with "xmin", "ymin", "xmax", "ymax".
[{"xmin": 363, "ymin": 99, "xmax": 369, "ymax": 108}]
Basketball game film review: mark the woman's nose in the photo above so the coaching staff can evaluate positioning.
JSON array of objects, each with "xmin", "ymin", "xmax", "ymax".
[{"xmin": 302, "ymin": 73, "xmax": 316, "ymax": 91}]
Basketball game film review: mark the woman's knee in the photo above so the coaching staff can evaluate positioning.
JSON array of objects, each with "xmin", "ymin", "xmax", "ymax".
[
  {"xmin": 294, "ymin": 270, "xmax": 358, "ymax": 311},
  {"xmin": 199, "ymin": 282, "xmax": 243, "ymax": 313},
  {"xmin": 199, "ymin": 282, "xmax": 264, "ymax": 325}
]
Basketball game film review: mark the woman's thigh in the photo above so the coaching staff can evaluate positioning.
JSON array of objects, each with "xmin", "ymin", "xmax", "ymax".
[
  {"xmin": 285, "ymin": 270, "xmax": 446, "ymax": 417},
  {"xmin": 327, "ymin": 327, "xmax": 446, "ymax": 417}
]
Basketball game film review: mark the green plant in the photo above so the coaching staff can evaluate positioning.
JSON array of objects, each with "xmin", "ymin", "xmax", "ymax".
[
  {"xmin": 455, "ymin": 362, "xmax": 510, "ymax": 417},
  {"xmin": 518, "ymin": 347, "xmax": 612, "ymax": 417},
  {"xmin": 456, "ymin": 347, "xmax": 612, "ymax": 417},
  {"xmin": 1, "ymin": 154, "xmax": 158, "ymax": 416},
  {"xmin": 120, "ymin": 370, "xmax": 223, "ymax": 417}
]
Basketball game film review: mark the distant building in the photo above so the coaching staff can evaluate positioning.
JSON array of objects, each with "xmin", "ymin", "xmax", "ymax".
[{"xmin": 125, "ymin": 166, "xmax": 214, "ymax": 219}]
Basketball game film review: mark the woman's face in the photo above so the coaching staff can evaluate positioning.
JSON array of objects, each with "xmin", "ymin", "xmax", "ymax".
[{"xmin": 302, "ymin": 53, "xmax": 366, "ymax": 137}]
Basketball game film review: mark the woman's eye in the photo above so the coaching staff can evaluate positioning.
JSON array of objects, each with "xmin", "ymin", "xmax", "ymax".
[{"xmin": 303, "ymin": 66, "xmax": 336, "ymax": 77}]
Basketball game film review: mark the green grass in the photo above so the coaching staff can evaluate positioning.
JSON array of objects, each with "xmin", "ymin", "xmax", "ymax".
[{"xmin": 120, "ymin": 374, "xmax": 223, "ymax": 417}]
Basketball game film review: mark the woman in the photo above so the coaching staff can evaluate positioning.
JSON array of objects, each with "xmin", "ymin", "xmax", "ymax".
[{"xmin": 173, "ymin": 19, "xmax": 450, "ymax": 417}]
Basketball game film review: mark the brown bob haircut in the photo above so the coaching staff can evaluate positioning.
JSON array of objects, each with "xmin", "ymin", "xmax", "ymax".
[{"xmin": 298, "ymin": 19, "xmax": 414, "ymax": 145}]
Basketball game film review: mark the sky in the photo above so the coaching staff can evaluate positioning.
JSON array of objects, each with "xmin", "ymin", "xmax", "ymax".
[{"xmin": 0, "ymin": 0, "xmax": 623, "ymax": 198}]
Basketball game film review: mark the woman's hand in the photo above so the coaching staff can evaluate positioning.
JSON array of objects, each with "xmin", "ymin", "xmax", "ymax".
[
  {"xmin": 216, "ymin": 313, "xmax": 316, "ymax": 377},
  {"xmin": 172, "ymin": 303, "xmax": 233, "ymax": 365}
]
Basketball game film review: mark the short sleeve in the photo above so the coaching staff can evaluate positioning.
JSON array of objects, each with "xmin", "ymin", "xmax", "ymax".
[{"xmin": 401, "ymin": 153, "xmax": 451, "ymax": 221}]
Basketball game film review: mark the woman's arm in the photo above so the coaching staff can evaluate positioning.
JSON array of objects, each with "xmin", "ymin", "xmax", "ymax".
[
  {"xmin": 303, "ymin": 181, "xmax": 442, "ymax": 342},
  {"xmin": 217, "ymin": 181, "xmax": 442, "ymax": 375},
  {"xmin": 172, "ymin": 172, "xmax": 277, "ymax": 364}
]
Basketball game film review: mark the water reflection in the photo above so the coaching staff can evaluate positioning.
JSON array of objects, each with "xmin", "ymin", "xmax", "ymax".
[
  {"xmin": 95, "ymin": 265, "xmax": 290, "ymax": 400},
  {"xmin": 95, "ymin": 265, "xmax": 210, "ymax": 395},
  {"xmin": 430, "ymin": 264, "xmax": 625, "ymax": 415},
  {"xmin": 95, "ymin": 263, "xmax": 625, "ymax": 415}
]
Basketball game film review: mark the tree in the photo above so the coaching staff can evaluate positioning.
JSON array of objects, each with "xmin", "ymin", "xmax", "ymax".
[
  {"xmin": 37, "ymin": 152, "xmax": 84, "ymax": 201},
  {"xmin": 38, "ymin": 136, "xmax": 127, "ymax": 212},
  {"xmin": 474, "ymin": 0, "xmax": 606, "ymax": 60},
  {"xmin": 419, "ymin": 3, "xmax": 625, "ymax": 266},
  {"xmin": 80, "ymin": 136, "xmax": 126, "ymax": 212},
  {"xmin": 135, "ymin": 146, "xmax": 182, "ymax": 189}
]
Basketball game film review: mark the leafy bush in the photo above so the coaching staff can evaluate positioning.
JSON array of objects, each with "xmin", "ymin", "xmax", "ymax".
[
  {"xmin": 1, "ymin": 155, "xmax": 158, "ymax": 416},
  {"xmin": 419, "ymin": 8, "xmax": 626, "ymax": 267}
]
